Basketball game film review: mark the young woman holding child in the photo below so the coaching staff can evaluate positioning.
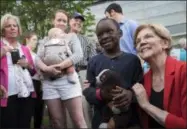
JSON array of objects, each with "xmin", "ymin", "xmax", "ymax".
[{"xmin": 36, "ymin": 10, "xmax": 87, "ymax": 129}]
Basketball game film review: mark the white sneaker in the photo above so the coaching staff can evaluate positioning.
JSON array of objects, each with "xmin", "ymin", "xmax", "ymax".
[{"xmin": 99, "ymin": 123, "xmax": 108, "ymax": 128}]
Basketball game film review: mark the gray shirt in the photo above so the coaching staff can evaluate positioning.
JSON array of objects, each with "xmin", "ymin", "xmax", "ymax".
[
  {"xmin": 76, "ymin": 34, "xmax": 96, "ymax": 67},
  {"xmin": 37, "ymin": 33, "xmax": 83, "ymax": 65}
]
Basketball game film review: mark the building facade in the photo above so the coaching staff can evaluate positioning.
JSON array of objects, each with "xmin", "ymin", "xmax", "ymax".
[{"xmin": 89, "ymin": 1, "xmax": 186, "ymax": 44}]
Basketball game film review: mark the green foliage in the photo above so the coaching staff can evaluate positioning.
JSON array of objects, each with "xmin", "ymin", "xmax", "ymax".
[{"xmin": 0, "ymin": 0, "xmax": 95, "ymax": 39}]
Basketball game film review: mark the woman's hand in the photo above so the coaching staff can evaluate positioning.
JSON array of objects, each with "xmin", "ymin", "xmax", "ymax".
[
  {"xmin": 111, "ymin": 86, "xmax": 133, "ymax": 109},
  {"xmin": 132, "ymin": 83, "xmax": 150, "ymax": 109},
  {"xmin": 3, "ymin": 45, "xmax": 13, "ymax": 53},
  {"xmin": 17, "ymin": 58, "xmax": 31, "ymax": 68},
  {"xmin": 0, "ymin": 85, "xmax": 8, "ymax": 98},
  {"xmin": 43, "ymin": 65, "xmax": 61, "ymax": 76},
  {"xmin": 1, "ymin": 45, "xmax": 13, "ymax": 57},
  {"xmin": 51, "ymin": 63, "xmax": 66, "ymax": 71}
]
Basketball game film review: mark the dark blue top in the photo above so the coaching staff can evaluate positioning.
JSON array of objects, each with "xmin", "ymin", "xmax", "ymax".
[{"xmin": 83, "ymin": 52, "xmax": 143, "ymax": 128}]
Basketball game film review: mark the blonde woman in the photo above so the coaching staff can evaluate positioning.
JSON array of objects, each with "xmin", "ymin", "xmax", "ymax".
[
  {"xmin": 0, "ymin": 13, "xmax": 56, "ymax": 129},
  {"xmin": 132, "ymin": 24, "xmax": 186, "ymax": 128}
]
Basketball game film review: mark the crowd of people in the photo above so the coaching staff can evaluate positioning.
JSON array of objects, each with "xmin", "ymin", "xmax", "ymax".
[{"xmin": 0, "ymin": 2, "xmax": 186, "ymax": 129}]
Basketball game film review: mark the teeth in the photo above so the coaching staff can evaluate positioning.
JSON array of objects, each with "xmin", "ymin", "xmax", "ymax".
[{"xmin": 142, "ymin": 48, "xmax": 148, "ymax": 52}]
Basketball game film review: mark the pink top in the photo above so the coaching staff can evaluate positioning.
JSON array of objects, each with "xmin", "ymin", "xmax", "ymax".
[{"xmin": 0, "ymin": 41, "xmax": 36, "ymax": 107}]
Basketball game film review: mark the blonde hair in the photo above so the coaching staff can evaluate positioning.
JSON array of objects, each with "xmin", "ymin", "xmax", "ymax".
[
  {"xmin": 178, "ymin": 38, "xmax": 186, "ymax": 45},
  {"xmin": 134, "ymin": 24, "xmax": 172, "ymax": 54},
  {"xmin": 48, "ymin": 27, "xmax": 62, "ymax": 39},
  {"xmin": 1, "ymin": 13, "xmax": 22, "ymax": 37}
]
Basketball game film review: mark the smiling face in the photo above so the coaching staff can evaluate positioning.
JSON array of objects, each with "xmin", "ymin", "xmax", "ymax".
[
  {"xmin": 96, "ymin": 19, "xmax": 121, "ymax": 52},
  {"xmin": 53, "ymin": 12, "xmax": 68, "ymax": 31},
  {"xmin": 3, "ymin": 18, "xmax": 19, "ymax": 39},
  {"xmin": 69, "ymin": 18, "xmax": 83, "ymax": 33},
  {"xmin": 135, "ymin": 27, "xmax": 169, "ymax": 60}
]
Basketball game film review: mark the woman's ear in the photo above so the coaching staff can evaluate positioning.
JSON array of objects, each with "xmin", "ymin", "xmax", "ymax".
[{"xmin": 162, "ymin": 40, "xmax": 170, "ymax": 50}]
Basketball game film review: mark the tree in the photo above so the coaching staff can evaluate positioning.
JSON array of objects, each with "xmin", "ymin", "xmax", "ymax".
[{"xmin": 0, "ymin": 0, "xmax": 96, "ymax": 39}]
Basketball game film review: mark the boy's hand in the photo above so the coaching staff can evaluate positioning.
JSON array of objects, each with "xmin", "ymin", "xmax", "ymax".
[
  {"xmin": 83, "ymin": 80, "xmax": 90, "ymax": 90},
  {"xmin": 100, "ymin": 88, "xmax": 112, "ymax": 102},
  {"xmin": 43, "ymin": 65, "xmax": 61, "ymax": 76},
  {"xmin": 111, "ymin": 86, "xmax": 133, "ymax": 109},
  {"xmin": 108, "ymin": 117, "xmax": 115, "ymax": 129}
]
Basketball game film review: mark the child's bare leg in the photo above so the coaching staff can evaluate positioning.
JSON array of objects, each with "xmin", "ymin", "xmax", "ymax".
[{"xmin": 66, "ymin": 66, "xmax": 75, "ymax": 74}]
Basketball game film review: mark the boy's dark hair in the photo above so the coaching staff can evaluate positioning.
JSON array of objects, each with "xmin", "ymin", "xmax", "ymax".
[
  {"xmin": 105, "ymin": 3, "xmax": 123, "ymax": 14},
  {"xmin": 96, "ymin": 18, "xmax": 120, "ymax": 31}
]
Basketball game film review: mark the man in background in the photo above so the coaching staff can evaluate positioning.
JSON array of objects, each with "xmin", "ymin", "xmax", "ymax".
[
  {"xmin": 67, "ymin": 12, "xmax": 96, "ymax": 128},
  {"xmin": 178, "ymin": 38, "xmax": 186, "ymax": 50},
  {"xmin": 105, "ymin": 3, "xmax": 138, "ymax": 55},
  {"xmin": 170, "ymin": 38, "xmax": 186, "ymax": 62}
]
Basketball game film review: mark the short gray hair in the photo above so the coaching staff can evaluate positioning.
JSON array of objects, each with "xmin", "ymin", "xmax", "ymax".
[
  {"xmin": 1, "ymin": 13, "xmax": 22, "ymax": 36},
  {"xmin": 178, "ymin": 38, "xmax": 186, "ymax": 45}
]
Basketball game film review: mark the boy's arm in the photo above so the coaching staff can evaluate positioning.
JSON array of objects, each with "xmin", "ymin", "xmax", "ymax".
[
  {"xmin": 83, "ymin": 58, "xmax": 104, "ymax": 106},
  {"xmin": 131, "ymin": 55, "xmax": 144, "ymax": 103},
  {"xmin": 132, "ymin": 56, "xmax": 144, "ymax": 85}
]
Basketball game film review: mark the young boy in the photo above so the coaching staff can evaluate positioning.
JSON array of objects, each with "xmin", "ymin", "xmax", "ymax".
[
  {"xmin": 39, "ymin": 28, "xmax": 77, "ymax": 83},
  {"xmin": 83, "ymin": 18, "xmax": 143, "ymax": 129}
]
